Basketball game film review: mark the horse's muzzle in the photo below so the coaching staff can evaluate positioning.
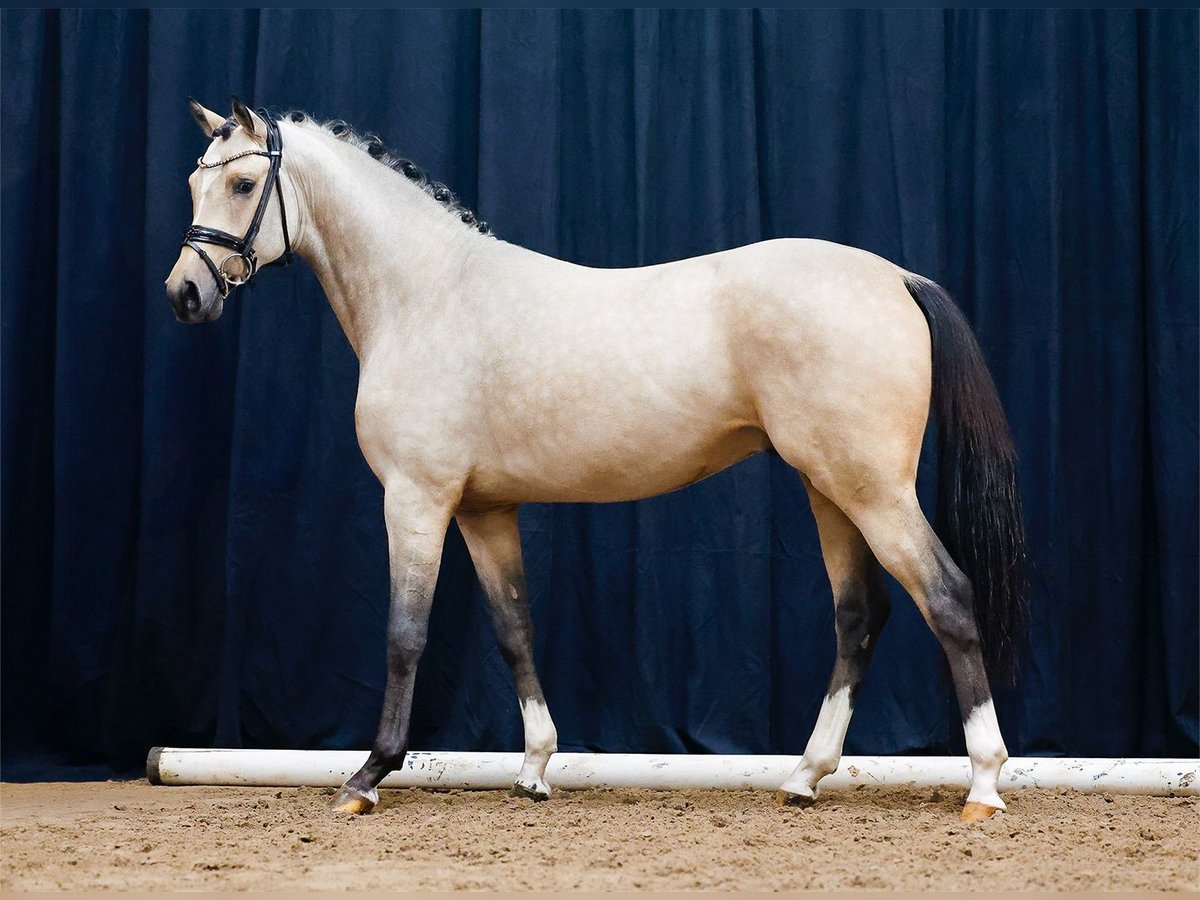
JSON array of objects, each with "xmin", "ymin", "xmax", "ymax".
[{"xmin": 167, "ymin": 277, "xmax": 223, "ymax": 324}]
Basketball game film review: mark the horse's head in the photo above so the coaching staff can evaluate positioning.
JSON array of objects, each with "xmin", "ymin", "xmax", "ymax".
[{"xmin": 165, "ymin": 98, "xmax": 292, "ymax": 323}]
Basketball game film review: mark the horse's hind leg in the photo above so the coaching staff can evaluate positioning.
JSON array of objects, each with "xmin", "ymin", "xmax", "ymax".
[
  {"xmin": 776, "ymin": 477, "xmax": 890, "ymax": 807},
  {"xmin": 457, "ymin": 507, "xmax": 558, "ymax": 800},
  {"xmin": 837, "ymin": 486, "xmax": 1008, "ymax": 821}
]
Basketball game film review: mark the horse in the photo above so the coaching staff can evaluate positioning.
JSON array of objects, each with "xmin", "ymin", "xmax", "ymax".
[{"xmin": 166, "ymin": 99, "xmax": 1027, "ymax": 823}]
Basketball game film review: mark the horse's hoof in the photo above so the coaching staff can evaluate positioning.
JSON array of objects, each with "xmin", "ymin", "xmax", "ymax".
[
  {"xmin": 775, "ymin": 789, "xmax": 817, "ymax": 808},
  {"xmin": 510, "ymin": 780, "xmax": 551, "ymax": 802},
  {"xmin": 960, "ymin": 801, "xmax": 1002, "ymax": 823},
  {"xmin": 329, "ymin": 785, "xmax": 378, "ymax": 815}
]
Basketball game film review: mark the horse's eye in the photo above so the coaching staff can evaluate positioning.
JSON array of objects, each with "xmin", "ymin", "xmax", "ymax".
[{"xmin": 233, "ymin": 179, "xmax": 255, "ymax": 195}]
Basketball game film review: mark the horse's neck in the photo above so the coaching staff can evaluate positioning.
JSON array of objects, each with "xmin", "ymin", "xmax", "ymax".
[{"xmin": 284, "ymin": 125, "xmax": 484, "ymax": 357}]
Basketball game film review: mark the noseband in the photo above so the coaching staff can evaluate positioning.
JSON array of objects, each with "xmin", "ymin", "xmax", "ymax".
[{"xmin": 183, "ymin": 114, "xmax": 293, "ymax": 298}]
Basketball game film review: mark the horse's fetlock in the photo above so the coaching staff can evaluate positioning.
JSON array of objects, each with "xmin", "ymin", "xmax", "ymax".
[
  {"xmin": 373, "ymin": 745, "xmax": 405, "ymax": 770},
  {"xmin": 529, "ymin": 729, "xmax": 557, "ymax": 757},
  {"xmin": 528, "ymin": 733, "xmax": 557, "ymax": 758},
  {"xmin": 802, "ymin": 750, "xmax": 840, "ymax": 779},
  {"xmin": 977, "ymin": 739, "xmax": 1008, "ymax": 768}
]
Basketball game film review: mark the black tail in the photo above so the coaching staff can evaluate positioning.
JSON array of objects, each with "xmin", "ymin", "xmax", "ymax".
[{"xmin": 904, "ymin": 274, "xmax": 1029, "ymax": 683}]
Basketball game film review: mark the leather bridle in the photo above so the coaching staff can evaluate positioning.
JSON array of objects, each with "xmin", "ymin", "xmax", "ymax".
[{"xmin": 183, "ymin": 113, "xmax": 293, "ymax": 298}]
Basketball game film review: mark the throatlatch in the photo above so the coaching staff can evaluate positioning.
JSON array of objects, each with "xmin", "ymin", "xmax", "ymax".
[{"xmin": 182, "ymin": 112, "xmax": 293, "ymax": 297}]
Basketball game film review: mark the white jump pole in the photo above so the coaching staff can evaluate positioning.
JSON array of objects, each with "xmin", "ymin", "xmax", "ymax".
[{"xmin": 147, "ymin": 749, "xmax": 1197, "ymax": 796}]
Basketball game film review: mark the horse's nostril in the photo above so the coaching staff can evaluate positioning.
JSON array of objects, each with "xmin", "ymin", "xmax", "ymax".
[{"xmin": 183, "ymin": 280, "xmax": 201, "ymax": 313}]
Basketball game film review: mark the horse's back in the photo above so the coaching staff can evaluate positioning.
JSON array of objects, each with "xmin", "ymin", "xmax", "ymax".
[{"xmin": 445, "ymin": 237, "xmax": 931, "ymax": 508}]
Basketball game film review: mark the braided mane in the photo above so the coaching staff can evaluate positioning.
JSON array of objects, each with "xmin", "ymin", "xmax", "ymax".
[{"xmin": 280, "ymin": 110, "xmax": 492, "ymax": 237}]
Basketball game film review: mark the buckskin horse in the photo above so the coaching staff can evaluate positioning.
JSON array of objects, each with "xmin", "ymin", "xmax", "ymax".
[{"xmin": 166, "ymin": 99, "xmax": 1027, "ymax": 822}]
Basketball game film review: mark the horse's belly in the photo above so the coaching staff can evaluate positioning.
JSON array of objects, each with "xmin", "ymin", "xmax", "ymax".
[{"xmin": 462, "ymin": 422, "xmax": 770, "ymax": 507}]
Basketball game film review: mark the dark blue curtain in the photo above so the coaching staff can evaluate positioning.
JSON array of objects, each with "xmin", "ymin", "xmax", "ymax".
[{"xmin": 2, "ymin": 10, "xmax": 1196, "ymax": 778}]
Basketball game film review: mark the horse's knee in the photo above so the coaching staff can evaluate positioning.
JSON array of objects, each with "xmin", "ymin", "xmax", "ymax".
[
  {"xmin": 386, "ymin": 621, "xmax": 427, "ymax": 671},
  {"xmin": 387, "ymin": 591, "xmax": 433, "ymax": 656}
]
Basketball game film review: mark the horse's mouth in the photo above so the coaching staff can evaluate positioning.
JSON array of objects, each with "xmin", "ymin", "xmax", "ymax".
[
  {"xmin": 176, "ymin": 303, "xmax": 224, "ymax": 324},
  {"xmin": 169, "ymin": 287, "xmax": 224, "ymax": 324}
]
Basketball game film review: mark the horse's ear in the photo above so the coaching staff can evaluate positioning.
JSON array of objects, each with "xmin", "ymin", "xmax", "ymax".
[
  {"xmin": 230, "ymin": 96, "xmax": 263, "ymax": 137},
  {"xmin": 188, "ymin": 99, "xmax": 225, "ymax": 137}
]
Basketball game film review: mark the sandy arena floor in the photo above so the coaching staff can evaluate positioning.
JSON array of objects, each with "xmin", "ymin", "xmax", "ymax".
[{"xmin": 1, "ymin": 781, "xmax": 1196, "ymax": 891}]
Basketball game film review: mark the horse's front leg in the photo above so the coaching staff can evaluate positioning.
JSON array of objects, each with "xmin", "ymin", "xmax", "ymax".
[
  {"xmin": 457, "ymin": 506, "xmax": 558, "ymax": 800},
  {"xmin": 330, "ymin": 482, "xmax": 455, "ymax": 814}
]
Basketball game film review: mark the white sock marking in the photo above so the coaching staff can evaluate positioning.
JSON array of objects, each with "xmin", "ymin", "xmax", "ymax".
[
  {"xmin": 963, "ymin": 699, "xmax": 1008, "ymax": 809},
  {"xmin": 515, "ymin": 698, "xmax": 557, "ymax": 794},
  {"xmin": 778, "ymin": 686, "xmax": 852, "ymax": 797}
]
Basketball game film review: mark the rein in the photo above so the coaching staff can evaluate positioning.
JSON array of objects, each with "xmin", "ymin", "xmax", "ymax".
[{"xmin": 182, "ymin": 113, "xmax": 293, "ymax": 297}]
